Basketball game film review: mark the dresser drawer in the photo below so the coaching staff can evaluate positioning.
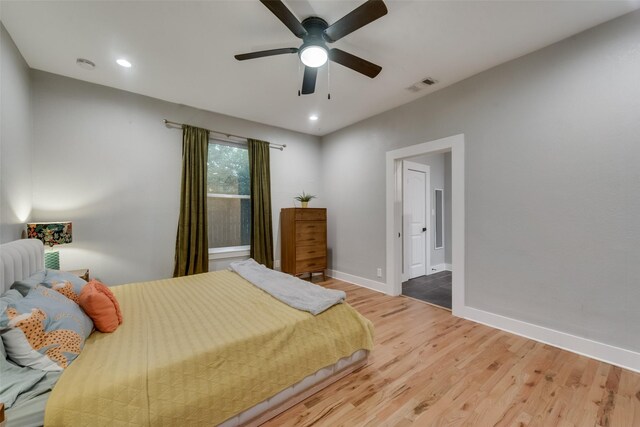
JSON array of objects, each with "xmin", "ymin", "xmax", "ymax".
[
  {"xmin": 296, "ymin": 257, "xmax": 326, "ymax": 273},
  {"xmin": 295, "ymin": 221, "xmax": 326, "ymax": 245},
  {"xmin": 295, "ymin": 209, "xmax": 326, "ymax": 221},
  {"xmin": 296, "ymin": 246, "xmax": 327, "ymax": 261}
]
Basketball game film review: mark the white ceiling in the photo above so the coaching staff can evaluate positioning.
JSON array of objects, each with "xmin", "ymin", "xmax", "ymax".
[{"xmin": 2, "ymin": 1, "xmax": 638, "ymax": 136}]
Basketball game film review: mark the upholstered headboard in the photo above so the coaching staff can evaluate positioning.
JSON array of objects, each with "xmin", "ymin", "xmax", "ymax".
[{"xmin": 0, "ymin": 239, "xmax": 44, "ymax": 293}]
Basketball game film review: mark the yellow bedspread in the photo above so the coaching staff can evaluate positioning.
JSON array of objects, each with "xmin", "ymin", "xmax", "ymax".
[{"xmin": 44, "ymin": 271, "xmax": 374, "ymax": 426}]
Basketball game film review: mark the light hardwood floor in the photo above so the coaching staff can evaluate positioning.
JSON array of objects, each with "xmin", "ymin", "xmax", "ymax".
[{"xmin": 264, "ymin": 279, "xmax": 640, "ymax": 427}]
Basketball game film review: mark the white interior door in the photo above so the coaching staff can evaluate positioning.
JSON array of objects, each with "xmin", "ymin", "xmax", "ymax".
[{"xmin": 403, "ymin": 161, "xmax": 430, "ymax": 280}]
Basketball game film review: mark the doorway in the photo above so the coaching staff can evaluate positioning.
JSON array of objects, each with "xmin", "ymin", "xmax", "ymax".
[
  {"xmin": 403, "ymin": 161, "xmax": 430, "ymax": 280},
  {"xmin": 385, "ymin": 134, "xmax": 465, "ymax": 316},
  {"xmin": 401, "ymin": 154, "xmax": 451, "ymax": 309}
]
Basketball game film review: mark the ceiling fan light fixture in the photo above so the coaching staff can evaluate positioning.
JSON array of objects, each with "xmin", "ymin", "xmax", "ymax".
[{"xmin": 300, "ymin": 45, "xmax": 328, "ymax": 68}]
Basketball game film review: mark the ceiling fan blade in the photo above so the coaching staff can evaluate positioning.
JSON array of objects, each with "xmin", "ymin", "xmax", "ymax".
[
  {"xmin": 323, "ymin": 0, "xmax": 387, "ymax": 43},
  {"xmin": 260, "ymin": 0, "xmax": 307, "ymax": 39},
  {"xmin": 329, "ymin": 48, "xmax": 381, "ymax": 78},
  {"xmin": 235, "ymin": 48, "xmax": 298, "ymax": 61},
  {"xmin": 301, "ymin": 67, "xmax": 318, "ymax": 95}
]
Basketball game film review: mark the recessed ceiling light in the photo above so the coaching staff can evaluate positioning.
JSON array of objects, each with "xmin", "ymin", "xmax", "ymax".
[
  {"xmin": 309, "ymin": 115, "xmax": 319, "ymax": 121},
  {"xmin": 76, "ymin": 58, "xmax": 95, "ymax": 70},
  {"xmin": 116, "ymin": 58, "xmax": 132, "ymax": 68}
]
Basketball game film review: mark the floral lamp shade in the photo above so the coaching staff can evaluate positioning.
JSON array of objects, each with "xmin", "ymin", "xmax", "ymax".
[{"xmin": 27, "ymin": 222, "xmax": 72, "ymax": 269}]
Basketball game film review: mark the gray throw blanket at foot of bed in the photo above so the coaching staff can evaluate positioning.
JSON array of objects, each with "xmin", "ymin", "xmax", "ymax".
[{"xmin": 229, "ymin": 259, "xmax": 345, "ymax": 315}]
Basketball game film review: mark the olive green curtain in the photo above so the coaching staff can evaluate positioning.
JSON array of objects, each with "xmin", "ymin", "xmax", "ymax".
[
  {"xmin": 173, "ymin": 125, "xmax": 209, "ymax": 277},
  {"xmin": 248, "ymin": 139, "xmax": 274, "ymax": 269}
]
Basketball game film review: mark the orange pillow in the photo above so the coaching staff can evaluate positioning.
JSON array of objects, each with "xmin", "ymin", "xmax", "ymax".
[{"xmin": 79, "ymin": 280, "xmax": 123, "ymax": 333}]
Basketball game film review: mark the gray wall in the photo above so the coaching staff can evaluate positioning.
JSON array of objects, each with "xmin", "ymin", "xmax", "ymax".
[
  {"xmin": 321, "ymin": 11, "xmax": 640, "ymax": 352},
  {"xmin": 405, "ymin": 152, "xmax": 450, "ymax": 269},
  {"xmin": 0, "ymin": 23, "xmax": 32, "ymax": 243},
  {"xmin": 31, "ymin": 71, "xmax": 322, "ymax": 285}
]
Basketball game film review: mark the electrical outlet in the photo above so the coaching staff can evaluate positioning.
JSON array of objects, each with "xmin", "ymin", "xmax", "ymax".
[
  {"xmin": 376, "ymin": 268, "xmax": 382, "ymax": 278},
  {"xmin": 274, "ymin": 260, "xmax": 281, "ymax": 270}
]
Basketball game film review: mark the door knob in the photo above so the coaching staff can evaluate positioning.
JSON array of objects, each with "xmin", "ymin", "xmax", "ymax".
[{"xmin": 422, "ymin": 227, "xmax": 427, "ymax": 232}]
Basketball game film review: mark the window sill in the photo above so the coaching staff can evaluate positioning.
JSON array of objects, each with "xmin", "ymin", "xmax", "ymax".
[{"xmin": 209, "ymin": 246, "xmax": 250, "ymax": 260}]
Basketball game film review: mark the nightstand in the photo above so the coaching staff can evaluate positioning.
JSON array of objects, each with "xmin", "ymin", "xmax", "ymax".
[{"xmin": 67, "ymin": 268, "xmax": 90, "ymax": 281}]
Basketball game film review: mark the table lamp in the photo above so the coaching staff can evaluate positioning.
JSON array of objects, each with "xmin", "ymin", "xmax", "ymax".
[{"xmin": 26, "ymin": 222, "xmax": 72, "ymax": 269}]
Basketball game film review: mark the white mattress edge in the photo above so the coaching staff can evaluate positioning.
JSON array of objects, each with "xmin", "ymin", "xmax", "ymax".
[{"xmin": 218, "ymin": 349, "xmax": 369, "ymax": 426}]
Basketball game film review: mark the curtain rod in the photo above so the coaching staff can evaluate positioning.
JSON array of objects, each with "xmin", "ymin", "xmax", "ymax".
[{"xmin": 163, "ymin": 119, "xmax": 286, "ymax": 151}]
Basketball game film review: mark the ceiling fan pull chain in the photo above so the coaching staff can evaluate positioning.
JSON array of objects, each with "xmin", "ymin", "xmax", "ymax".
[
  {"xmin": 328, "ymin": 61, "xmax": 331, "ymax": 100},
  {"xmin": 298, "ymin": 58, "xmax": 301, "ymax": 96}
]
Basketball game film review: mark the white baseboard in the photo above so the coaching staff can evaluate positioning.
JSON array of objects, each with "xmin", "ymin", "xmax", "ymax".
[
  {"xmin": 429, "ymin": 263, "xmax": 445, "ymax": 273},
  {"xmin": 331, "ymin": 266, "xmax": 639, "ymax": 373},
  {"xmin": 428, "ymin": 263, "xmax": 453, "ymax": 273},
  {"xmin": 326, "ymin": 269, "xmax": 387, "ymax": 294},
  {"xmin": 458, "ymin": 306, "xmax": 640, "ymax": 374}
]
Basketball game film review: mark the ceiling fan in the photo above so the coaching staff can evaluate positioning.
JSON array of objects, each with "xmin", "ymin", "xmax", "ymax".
[{"xmin": 235, "ymin": 0, "xmax": 388, "ymax": 95}]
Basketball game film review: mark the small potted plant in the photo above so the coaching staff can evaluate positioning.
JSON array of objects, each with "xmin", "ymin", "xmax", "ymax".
[{"xmin": 295, "ymin": 191, "xmax": 316, "ymax": 208}]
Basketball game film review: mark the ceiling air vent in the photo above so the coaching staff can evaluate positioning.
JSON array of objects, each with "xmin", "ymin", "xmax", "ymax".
[
  {"xmin": 405, "ymin": 84, "xmax": 422, "ymax": 93},
  {"xmin": 406, "ymin": 77, "xmax": 438, "ymax": 93}
]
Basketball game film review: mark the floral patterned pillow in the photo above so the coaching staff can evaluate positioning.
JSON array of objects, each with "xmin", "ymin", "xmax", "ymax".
[{"xmin": 0, "ymin": 285, "xmax": 94, "ymax": 371}]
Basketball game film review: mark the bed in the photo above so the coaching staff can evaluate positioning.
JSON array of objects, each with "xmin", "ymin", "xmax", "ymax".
[{"xmin": 0, "ymin": 239, "xmax": 374, "ymax": 426}]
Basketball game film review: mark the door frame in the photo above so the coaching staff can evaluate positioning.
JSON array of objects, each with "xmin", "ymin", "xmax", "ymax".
[
  {"xmin": 402, "ymin": 161, "xmax": 431, "ymax": 282},
  {"xmin": 386, "ymin": 134, "xmax": 465, "ymax": 316}
]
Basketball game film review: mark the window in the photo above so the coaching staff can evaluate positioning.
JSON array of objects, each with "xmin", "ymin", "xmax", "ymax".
[{"xmin": 207, "ymin": 141, "xmax": 250, "ymax": 251}]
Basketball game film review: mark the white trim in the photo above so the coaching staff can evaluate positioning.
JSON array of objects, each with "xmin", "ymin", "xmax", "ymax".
[
  {"xmin": 386, "ymin": 134, "xmax": 465, "ymax": 314},
  {"xmin": 458, "ymin": 306, "xmax": 640, "ymax": 374},
  {"xmin": 326, "ymin": 269, "xmax": 386, "ymax": 294},
  {"xmin": 426, "ymin": 263, "xmax": 452, "ymax": 273},
  {"xmin": 429, "ymin": 263, "xmax": 446, "ymax": 273},
  {"xmin": 207, "ymin": 193, "xmax": 250, "ymax": 199},
  {"xmin": 209, "ymin": 246, "xmax": 250, "ymax": 260}
]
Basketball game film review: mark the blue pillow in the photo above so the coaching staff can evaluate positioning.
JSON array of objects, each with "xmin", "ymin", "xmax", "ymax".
[
  {"xmin": 40, "ymin": 269, "xmax": 88, "ymax": 304},
  {"xmin": 0, "ymin": 285, "xmax": 93, "ymax": 371},
  {"xmin": 10, "ymin": 270, "xmax": 46, "ymax": 297},
  {"xmin": 0, "ymin": 289, "xmax": 47, "ymax": 410},
  {"xmin": 1, "ymin": 290, "xmax": 24, "ymax": 359}
]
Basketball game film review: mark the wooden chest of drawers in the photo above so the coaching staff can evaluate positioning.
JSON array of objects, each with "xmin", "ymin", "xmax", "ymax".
[{"xmin": 280, "ymin": 208, "xmax": 327, "ymax": 278}]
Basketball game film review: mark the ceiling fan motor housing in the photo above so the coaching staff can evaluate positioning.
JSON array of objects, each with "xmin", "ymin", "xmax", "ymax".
[{"xmin": 300, "ymin": 17, "xmax": 330, "ymax": 54}]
